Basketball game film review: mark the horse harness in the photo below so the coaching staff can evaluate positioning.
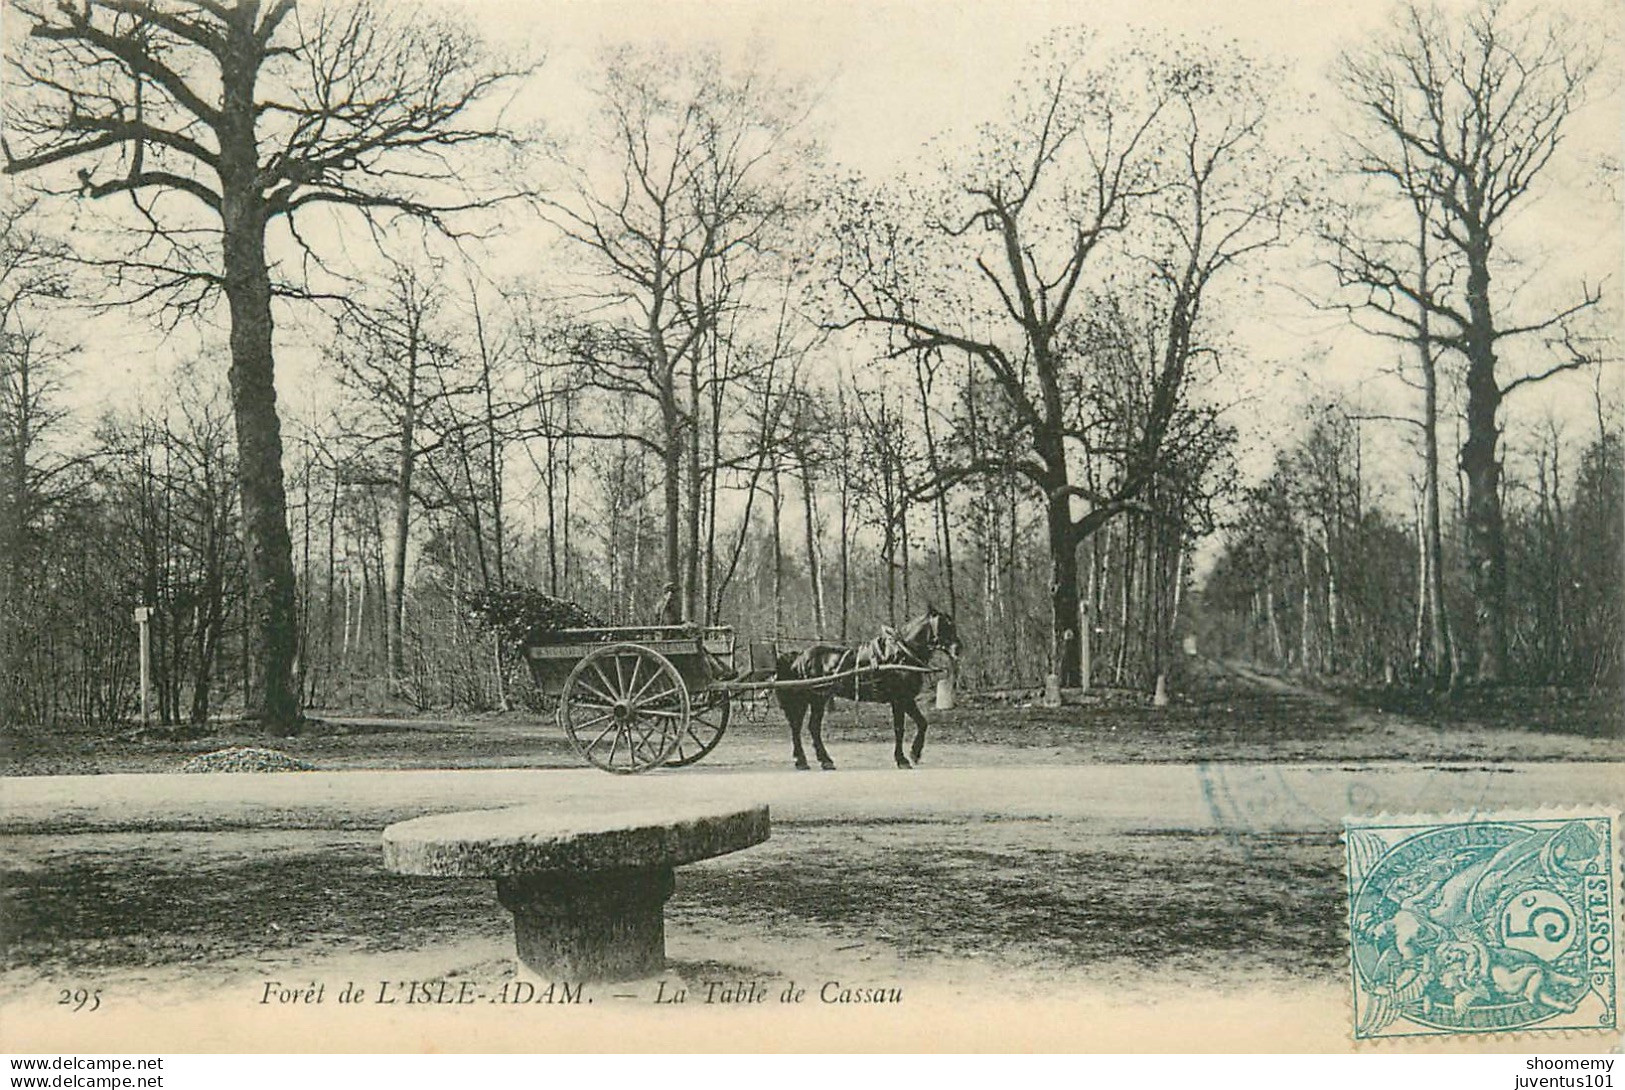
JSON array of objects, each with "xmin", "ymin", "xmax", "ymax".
[{"xmin": 822, "ymin": 625, "xmax": 931, "ymax": 701}]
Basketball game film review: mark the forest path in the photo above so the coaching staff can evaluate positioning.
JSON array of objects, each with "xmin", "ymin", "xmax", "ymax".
[
  {"xmin": 1206, "ymin": 656, "xmax": 1622, "ymax": 743},
  {"xmin": 1209, "ymin": 659, "xmax": 1399, "ymax": 728}
]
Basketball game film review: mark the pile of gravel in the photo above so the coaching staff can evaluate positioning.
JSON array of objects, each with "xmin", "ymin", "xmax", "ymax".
[{"xmin": 180, "ymin": 746, "xmax": 317, "ymax": 773}]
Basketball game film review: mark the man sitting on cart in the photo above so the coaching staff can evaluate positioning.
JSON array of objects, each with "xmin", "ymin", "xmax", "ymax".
[{"xmin": 656, "ymin": 582, "xmax": 682, "ymax": 626}]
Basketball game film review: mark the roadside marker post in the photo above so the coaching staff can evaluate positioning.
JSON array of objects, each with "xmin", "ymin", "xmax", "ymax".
[
  {"xmin": 1077, "ymin": 600, "xmax": 1091, "ymax": 693},
  {"xmin": 134, "ymin": 605, "xmax": 152, "ymax": 725}
]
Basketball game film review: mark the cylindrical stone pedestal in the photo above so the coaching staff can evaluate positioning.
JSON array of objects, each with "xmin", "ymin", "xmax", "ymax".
[{"xmin": 496, "ymin": 867, "xmax": 675, "ymax": 981}]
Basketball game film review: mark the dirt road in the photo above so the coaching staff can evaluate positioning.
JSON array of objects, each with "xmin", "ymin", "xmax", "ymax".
[{"xmin": 3, "ymin": 668, "xmax": 1620, "ymax": 1052}]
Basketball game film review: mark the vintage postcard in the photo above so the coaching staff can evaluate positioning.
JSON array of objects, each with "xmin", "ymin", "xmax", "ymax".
[{"xmin": 1, "ymin": 0, "xmax": 1621, "ymax": 1058}]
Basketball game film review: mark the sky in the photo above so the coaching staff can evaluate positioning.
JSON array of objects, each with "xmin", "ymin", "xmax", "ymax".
[
  {"xmin": 509, "ymin": 0, "xmax": 1620, "ymax": 479},
  {"xmin": 16, "ymin": 0, "xmax": 1624, "ymax": 516},
  {"xmin": 471, "ymin": 0, "xmax": 1391, "ymax": 175}
]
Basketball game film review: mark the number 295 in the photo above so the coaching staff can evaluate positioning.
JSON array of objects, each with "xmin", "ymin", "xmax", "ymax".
[{"xmin": 58, "ymin": 988, "xmax": 101, "ymax": 1012}]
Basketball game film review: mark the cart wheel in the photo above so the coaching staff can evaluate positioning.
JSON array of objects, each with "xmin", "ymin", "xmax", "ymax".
[
  {"xmin": 664, "ymin": 690, "xmax": 731, "ymax": 767},
  {"xmin": 559, "ymin": 643, "xmax": 689, "ymax": 774}
]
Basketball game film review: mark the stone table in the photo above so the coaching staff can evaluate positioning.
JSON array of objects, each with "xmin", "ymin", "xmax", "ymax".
[{"xmin": 382, "ymin": 801, "xmax": 770, "ymax": 981}]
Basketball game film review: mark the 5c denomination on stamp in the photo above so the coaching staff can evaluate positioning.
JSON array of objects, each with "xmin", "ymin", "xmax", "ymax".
[{"xmin": 1345, "ymin": 812, "xmax": 1617, "ymax": 1041}]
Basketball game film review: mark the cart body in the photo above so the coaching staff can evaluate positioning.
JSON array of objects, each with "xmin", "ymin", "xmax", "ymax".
[{"xmin": 522, "ymin": 625, "xmax": 735, "ymax": 774}]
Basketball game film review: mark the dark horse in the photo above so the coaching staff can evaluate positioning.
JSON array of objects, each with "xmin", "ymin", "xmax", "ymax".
[{"xmin": 774, "ymin": 608, "xmax": 961, "ymax": 770}]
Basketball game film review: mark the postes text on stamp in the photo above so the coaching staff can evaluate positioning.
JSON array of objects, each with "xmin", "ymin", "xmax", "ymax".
[{"xmin": 1345, "ymin": 813, "xmax": 1617, "ymax": 1040}]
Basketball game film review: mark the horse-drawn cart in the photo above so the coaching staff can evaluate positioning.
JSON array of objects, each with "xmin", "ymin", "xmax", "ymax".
[
  {"xmin": 523, "ymin": 625, "xmax": 739, "ymax": 774},
  {"xmin": 522, "ymin": 617, "xmax": 952, "ymax": 775}
]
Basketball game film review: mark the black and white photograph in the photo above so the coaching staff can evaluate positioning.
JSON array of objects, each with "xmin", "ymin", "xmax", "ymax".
[{"xmin": 0, "ymin": 0, "xmax": 1620, "ymax": 1059}]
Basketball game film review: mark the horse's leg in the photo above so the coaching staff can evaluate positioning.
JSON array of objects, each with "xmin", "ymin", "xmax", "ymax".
[
  {"xmin": 904, "ymin": 698, "xmax": 930, "ymax": 764},
  {"xmin": 782, "ymin": 694, "xmax": 810, "ymax": 770},
  {"xmin": 892, "ymin": 701, "xmax": 911, "ymax": 768},
  {"xmin": 809, "ymin": 698, "xmax": 836, "ymax": 770}
]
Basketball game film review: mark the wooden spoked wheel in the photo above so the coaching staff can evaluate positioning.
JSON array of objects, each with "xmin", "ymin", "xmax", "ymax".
[
  {"xmin": 558, "ymin": 643, "xmax": 690, "ymax": 774},
  {"xmin": 663, "ymin": 690, "xmax": 731, "ymax": 767}
]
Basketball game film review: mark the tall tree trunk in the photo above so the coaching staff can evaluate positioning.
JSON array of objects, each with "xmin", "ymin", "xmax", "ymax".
[
  {"xmin": 899, "ymin": 490, "xmax": 911, "ymax": 617},
  {"xmin": 472, "ymin": 291, "xmax": 506, "ymax": 588},
  {"xmin": 488, "ymin": 423, "xmax": 505, "ymax": 589},
  {"xmin": 2, "ymin": 347, "xmax": 31, "ymax": 603},
  {"xmin": 685, "ymin": 349, "xmax": 702, "ymax": 622},
  {"xmin": 704, "ymin": 363, "xmax": 724, "ymax": 624},
  {"xmin": 1047, "ymin": 492, "xmax": 1081, "ymax": 687},
  {"xmin": 884, "ymin": 501, "xmax": 897, "ymax": 624},
  {"xmin": 321, "ymin": 471, "xmax": 339, "ymax": 704},
  {"xmin": 1423, "ymin": 384, "xmax": 1452, "ymax": 685},
  {"xmin": 1167, "ymin": 538, "xmax": 1186, "ymax": 649},
  {"xmin": 347, "ymin": 548, "xmax": 359, "ymax": 666},
  {"xmin": 239, "ymin": 574, "xmax": 252, "ymax": 711},
  {"xmin": 297, "ymin": 452, "xmax": 311, "ymax": 697},
  {"xmin": 561, "ymin": 422, "xmax": 574, "ymax": 598},
  {"xmin": 1007, "ymin": 478, "xmax": 1019, "ymax": 680},
  {"xmin": 388, "ymin": 340, "xmax": 417, "ymax": 683},
  {"xmin": 1460, "ymin": 232, "xmax": 1507, "ymax": 682},
  {"xmin": 771, "ymin": 460, "xmax": 784, "ymax": 634},
  {"xmin": 1414, "ymin": 205, "xmax": 1452, "ymax": 687},
  {"xmin": 1411, "ymin": 493, "xmax": 1428, "ymax": 673},
  {"xmin": 982, "ymin": 496, "xmax": 999, "ymax": 671},
  {"xmin": 661, "ymin": 394, "xmax": 682, "ymax": 618},
  {"xmin": 1145, "ymin": 516, "xmax": 1162, "ymax": 685},
  {"xmin": 1114, "ymin": 518, "xmax": 1135, "ymax": 685},
  {"xmin": 1037, "ymin": 412, "xmax": 1082, "ymax": 685},
  {"xmin": 544, "ymin": 434, "xmax": 560, "ymax": 593},
  {"xmin": 1265, "ymin": 578, "xmax": 1284, "ymax": 664},
  {"xmin": 628, "ymin": 481, "xmax": 644, "ymax": 622},
  {"xmin": 455, "ymin": 427, "xmax": 493, "ymax": 589},
  {"xmin": 1549, "ymin": 441, "xmax": 1568, "ymax": 677},
  {"xmin": 607, "ymin": 441, "xmax": 623, "ymax": 616},
  {"xmin": 370, "ymin": 493, "xmax": 388, "ymax": 666},
  {"xmin": 158, "ymin": 433, "xmax": 175, "ymax": 725},
  {"xmin": 801, "ymin": 458, "xmax": 826, "ymax": 637},
  {"xmin": 839, "ymin": 453, "xmax": 851, "ymax": 641},
  {"xmin": 190, "ymin": 540, "xmax": 223, "ymax": 725},
  {"xmin": 219, "ymin": 17, "xmax": 299, "ymax": 727},
  {"xmin": 914, "ymin": 355, "xmax": 958, "ymax": 617},
  {"xmin": 1323, "ymin": 523, "xmax": 1339, "ymax": 675},
  {"xmin": 836, "ymin": 385, "xmax": 853, "ymax": 641},
  {"xmin": 1299, "ymin": 530, "xmax": 1314, "ymax": 671}
]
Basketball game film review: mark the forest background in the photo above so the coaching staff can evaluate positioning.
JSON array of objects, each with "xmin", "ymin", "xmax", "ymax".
[{"xmin": 1, "ymin": 0, "xmax": 1618, "ymax": 728}]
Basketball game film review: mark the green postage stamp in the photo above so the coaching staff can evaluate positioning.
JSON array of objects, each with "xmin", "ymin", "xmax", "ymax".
[{"xmin": 1345, "ymin": 812, "xmax": 1618, "ymax": 1041}]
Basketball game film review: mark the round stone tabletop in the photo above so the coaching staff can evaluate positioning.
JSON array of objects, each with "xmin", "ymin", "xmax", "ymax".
[{"xmin": 382, "ymin": 801, "xmax": 770, "ymax": 877}]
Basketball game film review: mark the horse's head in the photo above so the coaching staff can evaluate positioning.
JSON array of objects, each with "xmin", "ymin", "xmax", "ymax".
[{"xmin": 910, "ymin": 606, "xmax": 961, "ymax": 661}]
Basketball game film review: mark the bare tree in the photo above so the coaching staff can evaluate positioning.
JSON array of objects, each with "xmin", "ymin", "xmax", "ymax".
[
  {"xmin": 3, "ymin": 0, "xmax": 531, "ymax": 726},
  {"xmin": 783, "ymin": 386, "xmax": 829, "ymax": 635},
  {"xmin": 849, "ymin": 377, "xmax": 916, "ymax": 625},
  {"xmin": 544, "ymin": 46, "xmax": 809, "ymax": 621},
  {"xmin": 912, "ymin": 348, "xmax": 959, "ymax": 620},
  {"xmin": 326, "ymin": 258, "xmax": 458, "ymax": 683},
  {"xmin": 0, "ymin": 197, "xmax": 76, "ymax": 602},
  {"xmin": 93, "ymin": 366, "xmax": 242, "ymax": 725},
  {"xmin": 831, "ymin": 37, "xmax": 1289, "ymax": 685},
  {"xmin": 0, "ymin": 197, "xmax": 85, "ymax": 723},
  {"xmin": 1337, "ymin": 0, "xmax": 1603, "ymax": 681}
]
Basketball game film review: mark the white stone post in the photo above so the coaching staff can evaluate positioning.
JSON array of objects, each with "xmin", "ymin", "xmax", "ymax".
[
  {"xmin": 1078, "ymin": 600, "xmax": 1091, "ymax": 693},
  {"xmin": 133, "ymin": 605, "xmax": 152, "ymax": 725}
]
